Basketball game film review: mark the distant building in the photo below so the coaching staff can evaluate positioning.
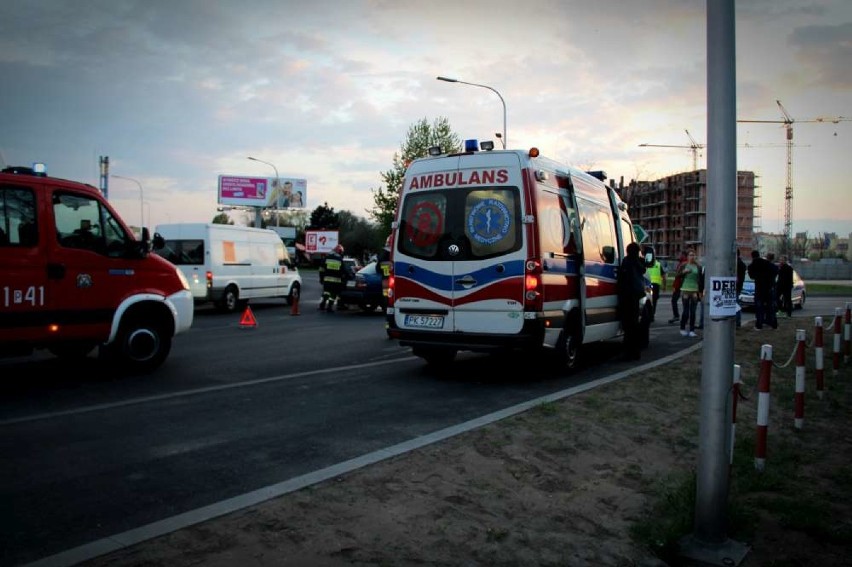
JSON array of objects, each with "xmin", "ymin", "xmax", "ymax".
[{"xmin": 617, "ymin": 169, "xmax": 757, "ymax": 263}]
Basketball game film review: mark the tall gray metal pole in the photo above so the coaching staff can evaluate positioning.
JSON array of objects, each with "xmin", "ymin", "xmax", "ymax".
[{"xmin": 680, "ymin": 1, "xmax": 749, "ymax": 563}]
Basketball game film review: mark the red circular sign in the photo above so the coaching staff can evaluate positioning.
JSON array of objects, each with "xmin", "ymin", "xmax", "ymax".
[{"xmin": 404, "ymin": 202, "xmax": 443, "ymax": 247}]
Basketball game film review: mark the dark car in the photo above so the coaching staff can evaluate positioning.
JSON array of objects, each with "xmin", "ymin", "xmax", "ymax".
[{"xmin": 339, "ymin": 260, "xmax": 385, "ymax": 312}]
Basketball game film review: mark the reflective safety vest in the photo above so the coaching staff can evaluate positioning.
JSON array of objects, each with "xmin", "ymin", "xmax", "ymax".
[{"xmin": 647, "ymin": 261, "xmax": 663, "ymax": 285}]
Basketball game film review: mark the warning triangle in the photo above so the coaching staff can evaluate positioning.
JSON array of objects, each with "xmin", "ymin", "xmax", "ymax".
[{"xmin": 239, "ymin": 305, "xmax": 258, "ymax": 328}]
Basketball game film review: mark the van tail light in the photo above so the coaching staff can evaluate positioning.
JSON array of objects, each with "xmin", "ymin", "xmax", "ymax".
[
  {"xmin": 206, "ymin": 271, "xmax": 213, "ymax": 290},
  {"xmin": 524, "ymin": 259, "xmax": 543, "ymax": 311}
]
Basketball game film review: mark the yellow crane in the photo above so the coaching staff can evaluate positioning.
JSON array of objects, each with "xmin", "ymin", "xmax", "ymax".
[
  {"xmin": 639, "ymin": 129, "xmax": 704, "ymax": 171},
  {"xmin": 738, "ymin": 99, "xmax": 850, "ymax": 245}
]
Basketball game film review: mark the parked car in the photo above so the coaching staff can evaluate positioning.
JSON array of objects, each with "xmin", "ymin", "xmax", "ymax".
[
  {"xmin": 339, "ymin": 260, "xmax": 386, "ymax": 312},
  {"xmin": 739, "ymin": 269, "xmax": 806, "ymax": 310}
]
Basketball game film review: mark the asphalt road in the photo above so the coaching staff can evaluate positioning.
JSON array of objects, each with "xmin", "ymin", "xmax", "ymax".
[{"xmin": 2, "ymin": 279, "xmax": 849, "ymax": 567}]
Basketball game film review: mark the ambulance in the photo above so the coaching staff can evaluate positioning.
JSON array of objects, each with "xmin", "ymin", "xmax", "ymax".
[
  {"xmin": 0, "ymin": 164, "xmax": 193, "ymax": 373},
  {"xmin": 385, "ymin": 140, "xmax": 651, "ymax": 369}
]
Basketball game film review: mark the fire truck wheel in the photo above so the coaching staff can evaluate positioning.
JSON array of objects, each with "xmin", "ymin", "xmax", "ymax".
[{"xmin": 102, "ymin": 317, "xmax": 172, "ymax": 374}]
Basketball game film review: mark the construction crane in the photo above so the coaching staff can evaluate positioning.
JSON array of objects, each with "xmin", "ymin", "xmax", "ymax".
[
  {"xmin": 738, "ymin": 99, "xmax": 850, "ymax": 246},
  {"xmin": 639, "ymin": 129, "xmax": 704, "ymax": 171}
]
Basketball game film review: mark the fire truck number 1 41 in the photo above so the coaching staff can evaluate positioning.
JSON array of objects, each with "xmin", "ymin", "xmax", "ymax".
[{"xmin": 3, "ymin": 286, "xmax": 46, "ymax": 307}]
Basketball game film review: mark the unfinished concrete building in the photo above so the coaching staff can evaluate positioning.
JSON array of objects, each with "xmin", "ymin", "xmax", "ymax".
[{"xmin": 618, "ymin": 169, "xmax": 757, "ymax": 263}]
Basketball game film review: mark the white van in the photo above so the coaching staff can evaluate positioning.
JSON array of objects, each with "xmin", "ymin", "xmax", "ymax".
[
  {"xmin": 154, "ymin": 223, "xmax": 301, "ymax": 312},
  {"xmin": 385, "ymin": 140, "xmax": 651, "ymax": 369}
]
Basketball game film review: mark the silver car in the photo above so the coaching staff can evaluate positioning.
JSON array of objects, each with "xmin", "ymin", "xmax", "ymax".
[{"xmin": 739, "ymin": 269, "xmax": 806, "ymax": 310}]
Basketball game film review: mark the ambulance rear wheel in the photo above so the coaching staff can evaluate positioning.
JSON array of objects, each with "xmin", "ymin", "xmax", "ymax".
[
  {"xmin": 412, "ymin": 346, "xmax": 456, "ymax": 367},
  {"xmin": 552, "ymin": 331, "xmax": 580, "ymax": 371}
]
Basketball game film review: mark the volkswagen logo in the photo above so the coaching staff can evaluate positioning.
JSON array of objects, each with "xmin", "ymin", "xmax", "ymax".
[{"xmin": 448, "ymin": 244, "xmax": 460, "ymax": 256}]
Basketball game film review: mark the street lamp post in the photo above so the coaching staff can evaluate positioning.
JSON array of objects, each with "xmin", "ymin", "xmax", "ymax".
[
  {"xmin": 111, "ymin": 175, "xmax": 144, "ymax": 229},
  {"xmin": 247, "ymin": 156, "xmax": 280, "ymax": 227},
  {"xmin": 436, "ymin": 76, "xmax": 507, "ymax": 149}
]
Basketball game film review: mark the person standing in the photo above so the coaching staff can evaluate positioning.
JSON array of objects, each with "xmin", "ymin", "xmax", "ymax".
[
  {"xmin": 377, "ymin": 236, "xmax": 392, "ymax": 312},
  {"xmin": 748, "ymin": 249, "xmax": 777, "ymax": 330},
  {"xmin": 617, "ymin": 242, "xmax": 647, "ymax": 360},
  {"xmin": 677, "ymin": 250, "xmax": 703, "ymax": 337},
  {"xmin": 643, "ymin": 246, "xmax": 665, "ymax": 321},
  {"xmin": 735, "ymin": 248, "xmax": 746, "ymax": 329},
  {"xmin": 668, "ymin": 250, "xmax": 688, "ymax": 324},
  {"xmin": 777, "ymin": 255, "xmax": 794, "ymax": 317},
  {"xmin": 318, "ymin": 244, "xmax": 346, "ymax": 312}
]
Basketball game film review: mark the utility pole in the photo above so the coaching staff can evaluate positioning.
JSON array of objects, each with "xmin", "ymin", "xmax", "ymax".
[{"xmin": 99, "ymin": 156, "xmax": 109, "ymax": 199}]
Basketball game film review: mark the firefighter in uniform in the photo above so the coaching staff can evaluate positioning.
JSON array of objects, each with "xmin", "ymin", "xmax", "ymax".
[
  {"xmin": 643, "ymin": 245, "xmax": 665, "ymax": 321},
  {"xmin": 318, "ymin": 244, "xmax": 345, "ymax": 312},
  {"xmin": 377, "ymin": 236, "xmax": 392, "ymax": 312}
]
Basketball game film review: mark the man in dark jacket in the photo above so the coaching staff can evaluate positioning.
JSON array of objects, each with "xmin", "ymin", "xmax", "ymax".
[
  {"xmin": 617, "ymin": 242, "xmax": 646, "ymax": 360},
  {"xmin": 735, "ymin": 249, "xmax": 746, "ymax": 328},
  {"xmin": 747, "ymin": 250, "xmax": 777, "ymax": 330},
  {"xmin": 318, "ymin": 244, "xmax": 346, "ymax": 312},
  {"xmin": 777, "ymin": 255, "xmax": 794, "ymax": 317}
]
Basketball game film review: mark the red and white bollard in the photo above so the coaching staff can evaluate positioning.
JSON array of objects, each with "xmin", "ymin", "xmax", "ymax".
[
  {"xmin": 815, "ymin": 317, "xmax": 825, "ymax": 400},
  {"xmin": 834, "ymin": 308, "xmax": 842, "ymax": 377},
  {"xmin": 755, "ymin": 344, "xmax": 772, "ymax": 472},
  {"xmin": 731, "ymin": 364, "xmax": 742, "ymax": 474},
  {"xmin": 794, "ymin": 329, "xmax": 806, "ymax": 430},
  {"xmin": 844, "ymin": 302, "xmax": 850, "ymax": 363}
]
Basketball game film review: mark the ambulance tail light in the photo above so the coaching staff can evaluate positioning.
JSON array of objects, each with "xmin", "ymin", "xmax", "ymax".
[
  {"xmin": 387, "ymin": 274, "xmax": 395, "ymax": 307},
  {"xmin": 524, "ymin": 259, "xmax": 543, "ymax": 310},
  {"xmin": 206, "ymin": 271, "xmax": 213, "ymax": 290}
]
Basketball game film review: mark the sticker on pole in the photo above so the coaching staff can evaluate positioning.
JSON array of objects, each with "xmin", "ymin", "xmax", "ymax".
[{"xmin": 709, "ymin": 276, "xmax": 738, "ymax": 319}]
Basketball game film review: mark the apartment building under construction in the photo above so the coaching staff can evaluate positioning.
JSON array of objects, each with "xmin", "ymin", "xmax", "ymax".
[{"xmin": 617, "ymin": 169, "xmax": 757, "ymax": 263}]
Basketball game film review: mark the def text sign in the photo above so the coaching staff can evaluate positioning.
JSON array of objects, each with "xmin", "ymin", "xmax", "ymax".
[{"xmin": 709, "ymin": 276, "xmax": 738, "ymax": 318}]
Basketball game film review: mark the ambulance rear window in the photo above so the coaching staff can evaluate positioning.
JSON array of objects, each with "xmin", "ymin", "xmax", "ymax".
[{"xmin": 399, "ymin": 187, "xmax": 520, "ymax": 261}]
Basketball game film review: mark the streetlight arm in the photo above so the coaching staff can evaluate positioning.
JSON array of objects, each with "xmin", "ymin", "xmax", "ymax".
[
  {"xmin": 111, "ymin": 174, "xmax": 145, "ymax": 229},
  {"xmin": 436, "ymin": 76, "xmax": 506, "ymax": 148}
]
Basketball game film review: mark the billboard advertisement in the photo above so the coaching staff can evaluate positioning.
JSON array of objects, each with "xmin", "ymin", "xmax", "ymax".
[
  {"xmin": 305, "ymin": 230, "xmax": 339, "ymax": 254},
  {"xmin": 218, "ymin": 175, "xmax": 307, "ymax": 209}
]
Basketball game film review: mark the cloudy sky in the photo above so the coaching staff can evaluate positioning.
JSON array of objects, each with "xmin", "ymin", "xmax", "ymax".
[{"xmin": 2, "ymin": 0, "xmax": 850, "ymax": 236}]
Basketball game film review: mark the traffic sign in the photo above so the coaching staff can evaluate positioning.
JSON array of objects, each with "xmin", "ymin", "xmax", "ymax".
[{"xmin": 239, "ymin": 305, "xmax": 258, "ymax": 328}]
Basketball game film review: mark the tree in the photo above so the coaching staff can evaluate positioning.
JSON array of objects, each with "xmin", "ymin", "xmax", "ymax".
[
  {"xmin": 309, "ymin": 202, "xmax": 340, "ymax": 230},
  {"xmin": 211, "ymin": 212, "xmax": 233, "ymax": 225},
  {"xmin": 369, "ymin": 117, "xmax": 461, "ymax": 236}
]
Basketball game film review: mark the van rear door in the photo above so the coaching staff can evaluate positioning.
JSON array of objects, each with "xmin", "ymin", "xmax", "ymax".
[{"xmin": 395, "ymin": 152, "xmax": 526, "ymax": 335}]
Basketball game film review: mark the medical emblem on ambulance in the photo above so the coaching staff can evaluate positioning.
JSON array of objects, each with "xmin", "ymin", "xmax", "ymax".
[{"xmin": 468, "ymin": 198, "xmax": 511, "ymax": 245}]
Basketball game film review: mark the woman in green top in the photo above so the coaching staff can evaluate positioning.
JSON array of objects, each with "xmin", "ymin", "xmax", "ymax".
[{"xmin": 677, "ymin": 250, "xmax": 703, "ymax": 337}]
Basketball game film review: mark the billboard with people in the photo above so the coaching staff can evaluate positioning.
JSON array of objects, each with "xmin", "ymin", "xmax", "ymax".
[{"xmin": 218, "ymin": 175, "xmax": 307, "ymax": 209}]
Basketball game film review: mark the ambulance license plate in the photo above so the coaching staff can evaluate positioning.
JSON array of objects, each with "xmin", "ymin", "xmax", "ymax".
[{"xmin": 404, "ymin": 314, "xmax": 444, "ymax": 329}]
